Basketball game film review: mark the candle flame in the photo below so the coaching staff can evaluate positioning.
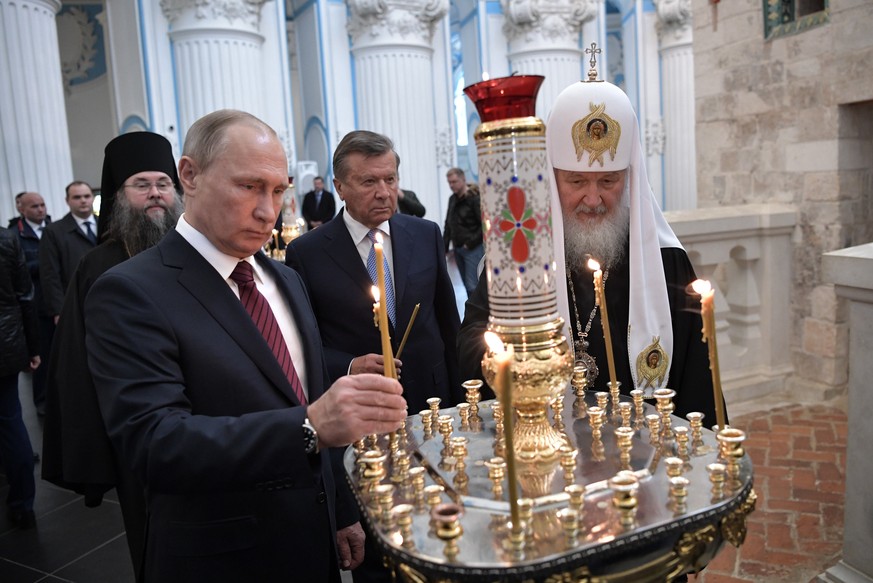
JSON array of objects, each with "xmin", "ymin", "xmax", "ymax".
[
  {"xmin": 484, "ymin": 331, "xmax": 504, "ymax": 354},
  {"xmin": 482, "ymin": 71, "xmax": 490, "ymax": 81},
  {"xmin": 516, "ymin": 275, "xmax": 522, "ymax": 292},
  {"xmin": 375, "ymin": 231, "xmax": 384, "ymax": 245},
  {"xmin": 587, "ymin": 258, "xmax": 601, "ymax": 271},
  {"xmin": 691, "ymin": 279, "xmax": 712, "ymax": 295},
  {"xmin": 272, "ymin": 229, "xmax": 278, "ymax": 235},
  {"xmin": 371, "ymin": 285, "xmax": 380, "ymax": 302}
]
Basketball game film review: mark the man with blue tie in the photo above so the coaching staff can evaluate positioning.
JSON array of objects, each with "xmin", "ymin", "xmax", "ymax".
[
  {"xmin": 286, "ymin": 129, "xmax": 463, "ymax": 583},
  {"xmin": 39, "ymin": 181, "xmax": 98, "ymax": 323}
]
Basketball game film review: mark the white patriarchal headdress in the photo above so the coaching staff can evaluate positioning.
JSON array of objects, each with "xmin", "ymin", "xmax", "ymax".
[{"xmin": 546, "ymin": 59, "xmax": 682, "ymax": 392}]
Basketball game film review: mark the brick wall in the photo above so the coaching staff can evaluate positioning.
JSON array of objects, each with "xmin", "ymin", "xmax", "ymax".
[{"xmin": 692, "ymin": 0, "xmax": 873, "ymax": 400}]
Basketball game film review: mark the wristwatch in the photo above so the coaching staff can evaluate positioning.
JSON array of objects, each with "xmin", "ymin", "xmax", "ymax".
[{"xmin": 302, "ymin": 418, "xmax": 319, "ymax": 455}]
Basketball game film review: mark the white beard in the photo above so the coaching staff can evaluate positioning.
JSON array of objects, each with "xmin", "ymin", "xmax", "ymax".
[{"xmin": 563, "ymin": 204, "xmax": 630, "ymax": 270}]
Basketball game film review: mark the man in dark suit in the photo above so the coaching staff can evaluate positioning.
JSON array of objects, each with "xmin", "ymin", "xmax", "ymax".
[
  {"xmin": 9, "ymin": 191, "xmax": 53, "ymax": 413},
  {"xmin": 301, "ymin": 175, "xmax": 335, "ymax": 229},
  {"xmin": 286, "ymin": 129, "xmax": 462, "ymax": 583},
  {"xmin": 286, "ymin": 130, "xmax": 462, "ymax": 414},
  {"xmin": 397, "ymin": 188, "xmax": 426, "ymax": 217},
  {"xmin": 39, "ymin": 181, "xmax": 98, "ymax": 322},
  {"xmin": 84, "ymin": 110, "xmax": 407, "ymax": 583}
]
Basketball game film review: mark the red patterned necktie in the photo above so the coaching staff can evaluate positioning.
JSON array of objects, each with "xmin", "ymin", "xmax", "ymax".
[{"xmin": 230, "ymin": 261, "xmax": 307, "ymax": 404}]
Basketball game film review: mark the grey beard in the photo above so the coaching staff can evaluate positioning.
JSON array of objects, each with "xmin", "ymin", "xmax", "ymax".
[
  {"xmin": 108, "ymin": 192, "xmax": 184, "ymax": 256},
  {"xmin": 563, "ymin": 205, "xmax": 630, "ymax": 270}
]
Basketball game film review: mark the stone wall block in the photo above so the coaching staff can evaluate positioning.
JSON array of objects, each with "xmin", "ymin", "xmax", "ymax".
[
  {"xmin": 794, "ymin": 346, "xmax": 849, "ymax": 386},
  {"xmin": 809, "ymin": 285, "xmax": 848, "ymax": 323},
  {"xmin": 802, "ymin": 172, "xmax": 841, "ymax": 202},
  {"xmin": 802, "ymin": 318, "xmax": 849, "ymax": 359}
]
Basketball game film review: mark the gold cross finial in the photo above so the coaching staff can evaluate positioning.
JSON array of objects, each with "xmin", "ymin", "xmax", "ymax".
[{"xmin": 585, "ymin": 43, "xmax": 602, "ymax": 82}]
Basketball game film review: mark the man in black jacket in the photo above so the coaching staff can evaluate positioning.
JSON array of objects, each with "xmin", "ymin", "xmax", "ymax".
[
  {"xmin": 301, "ymin": 176, "xmax": 336, "ymax": 230},
  {"xmin": 443, "ymin": 168, "xmax": 483, "ymax": 296},
  {"xmin": 0, "ymin": 229, "xmax": 40, "ymax": 529}
]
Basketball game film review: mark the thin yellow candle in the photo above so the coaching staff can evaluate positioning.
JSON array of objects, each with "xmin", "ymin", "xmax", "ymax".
[
  {"xmin": 485, "ymin": 332, "xmax": 521, "ymax": 535},
  {"xmin": 587, "ymin": 258, "xmax": 617, "ymax": 387},
  {"xmin": 691, "ymin": 279, "xmax": 727, "ymax": 430},
  {"xmin": 373, "ymin": 234, "xmax": 396, "ymax": 379},
  {"xmin": 395, "ymin": 303, "xmax": 420, "ymax": 360}
]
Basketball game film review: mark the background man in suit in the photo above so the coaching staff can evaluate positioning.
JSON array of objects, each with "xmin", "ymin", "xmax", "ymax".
[
  {"xmin": 301, "ymin": 175, "xmax": 336, "ymax": 229},
  {"xmin": 9, "ymin": 192, "xmax": 52, "ymax": 414},
  {"xmin": 286, "ymin": 130, "xmax": 462, "ymax": 583},
  {"xmin": 39, "ymin": 181, "xmax": 97, "ymax": 322},
  {"xmin": 84, "ymin": 110, "xmax": 407, "ymax": 583}
]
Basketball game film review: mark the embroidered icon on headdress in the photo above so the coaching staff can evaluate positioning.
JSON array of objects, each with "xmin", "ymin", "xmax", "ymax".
[
  {"xmin": 636, "ymin": 336, "xmax": 669, "ymax": 389},
  {"xmin": 571, "ymin": 102, "xmax": 621, "ymax": 167}
]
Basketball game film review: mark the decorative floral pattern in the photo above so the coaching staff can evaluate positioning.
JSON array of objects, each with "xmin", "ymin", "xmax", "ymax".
[{"xmin": 499, "ymin": 186, "xmax": 537, "ymax": 263}]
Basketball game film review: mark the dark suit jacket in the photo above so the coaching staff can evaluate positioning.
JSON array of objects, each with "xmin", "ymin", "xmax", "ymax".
[
  {"xmin": 85, "ymin": 230, "xmax": 354, "ymax": 583},
  {"xmin": 301, "ymin": 189, "xmax": 336, "ymax": 229},
  {"xmin": 286, "ymin": 211, "xmax": 463, "ymax": 414},
  {"xmin": 39, "ymin": 212, "xmax": 96, "ymax": 315}
]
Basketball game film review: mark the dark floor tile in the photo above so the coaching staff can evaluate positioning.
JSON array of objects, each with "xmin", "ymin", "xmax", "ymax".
[
  {"xmin": 0, "ymin": 557, "xmax": 53, "ymax": 583},
  {"xmin": 0, "ymin": 496, "xmax": 126, "ymax": 574},
  {"xmin": 52, "ymin": 533, "xmax": 135, "ymax": 583}
]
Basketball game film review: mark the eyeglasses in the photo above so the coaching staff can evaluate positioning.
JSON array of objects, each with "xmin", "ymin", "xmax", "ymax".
[{"xmin": 123, "ymin": 180, "xmax": 175, "ymax": 194}]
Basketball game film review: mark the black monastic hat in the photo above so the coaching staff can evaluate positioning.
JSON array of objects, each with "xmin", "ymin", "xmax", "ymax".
[{"xmin": 97, "ymin": 132, "xmax": 180, "ymax": 240}]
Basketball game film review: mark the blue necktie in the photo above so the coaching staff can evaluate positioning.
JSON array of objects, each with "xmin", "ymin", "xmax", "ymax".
[
  {"xmin": 84, "ymin": 220, "xmax": 97, "ymax": 244},
  {"xmin": 366, "ymin": 229, "xmax": 396, "ymax": 328}
]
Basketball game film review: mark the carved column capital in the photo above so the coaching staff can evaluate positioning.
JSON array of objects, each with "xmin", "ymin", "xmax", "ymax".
[
  {"xmin": 654, "ymin": 0, "xmax": 693, "ymax": 43},
  {"xmin": 160, "ymin": 0, "xmax": 267, "ymax": 30},
  {"xmin": 501, "ymin": 0, "xmax": 597, "ymax": 45},
  {"xmin": 346, "ymin": 0, "xmax": 448, "ymax": 48}
]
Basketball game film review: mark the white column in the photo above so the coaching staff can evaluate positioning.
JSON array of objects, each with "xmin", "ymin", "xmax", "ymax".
[
  {"xmin": 347, "ymin": 0, "xmax": 449, "ymax": 217},
  {"xmin": 655, "ymin": 0, "xmax": 696, "ymax": 210},
  {"xmin": 501, "ymin": 0, "xmax": 597, "ymax": 120},
  {"xmin": 0, "ymin": 0, "xmax": 73, "ymax": 221},
  {"xmin": 161, "ymin": 0, "xmax": 268, "ymax": 137}
]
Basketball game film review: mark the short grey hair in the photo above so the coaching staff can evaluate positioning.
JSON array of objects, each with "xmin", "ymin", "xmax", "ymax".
[{"xmin": 333, "ymin": 130, "xmax": 400, "ymax": 182}]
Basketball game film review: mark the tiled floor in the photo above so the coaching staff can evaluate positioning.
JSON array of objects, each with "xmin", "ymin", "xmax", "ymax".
[{"xmin": 2, "ymin": 375, "xmax": 848, "ymax": 582}]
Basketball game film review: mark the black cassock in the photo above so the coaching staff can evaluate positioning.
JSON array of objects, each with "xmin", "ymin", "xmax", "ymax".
[
  {"xmin": 457, "ymin": 245, "xmax": 722, "ymax": 425},
  {"xmin": 41, "ymin": 239, "xmax": 147, "ymax": 578}
]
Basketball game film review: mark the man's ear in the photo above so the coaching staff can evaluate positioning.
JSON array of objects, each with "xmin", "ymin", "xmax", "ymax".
[
  {"xmin": 178, "ymin": 157, "xmax": 198, "ymax": 195},
  {"xmin": 333, "ymin": 178, "xmax": 344, "ymax": 201}
]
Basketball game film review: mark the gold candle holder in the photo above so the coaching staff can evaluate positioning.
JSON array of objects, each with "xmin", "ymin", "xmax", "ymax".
[
  {"xmin": 557, "ymin": 507, "xmax": 580, "ymax": 545},
  {"xmin": 619, "ymin": 402, "xmax": 633, "ymax": 428},
  {"xmin": 615, "ymin": 426, "xmax": 635, "ymax": 471},
  {"xmin": 457, "ymin": 403, "xmax": 471, "ymax": 430},
  {"xmin": 608, "ymin": 380, "xmax": 621, "ymax": 417},
  {"xmin": 358, "ymin": 450, "xmax": 388, "ymax": 488},
  {"xmin": 664, "ymin": 456, "xmax": 684, "ymax": 478},
  {"xmin": 373, "ymin": 483, "xmax": 396, "ymax": 524},
  {"xmin": 588, "ymin": 406, "xmax": 605, "ymax": 441},
  {"xmin": 571, "ymin": 365, "xmax": 588, "ymax": 397},
  {"xmin": 609, "ymin": 472, "xmax": 639, "ymax": 528},
  {"xmin": 424, "ymin": 484, "xmax": 445, "ymax": 510},
  {"xmin": 438, "ymin": 414, "xmax": 454, "ymax": 448},
  {"xmin": 560, "ymin": 444, "xmax": 578, "ymax": 484},
  {"xmin": 669, "ymin": 476, "xmax": 689, "ymax": 515},
  {"xmin": 646, "ymin": 414, "xmax": 661, "ymax": 445},
  {"xmin": 432, "ymin": 503, "xmax": 464, "ymax": 561},
  {"xmin": 686, "ymin": 412, "xmax": 705, "ymax": 450},
  {"xmin": 408, "ymin": 466, "xmax": 426, "ymax": 501},
  {"xmin": 391, "ymin": 451, "xmax": 410, "ymax": 484},
  {"xmin": 419, "ymin": 409, "xmax": 433, "ymax": 436},
  {"xmin": 393, "ymin": 503, "xmax": 415, "ymax": 549},
  {"xmin": 518, "ymin": 497, "xmax": 534, "ymax": 539},
  {"xmin": 630, "ymin": 389, "xmax": 645, "ymax": 423},
  {"xmin": 717, "ymin": 427, "xmax": 746, "ymax": 488},
  {"xmin": 485, "ymin": 457, "xmax": 507, "ymax": 498},
  {"xmin": 706, "ymin": 462, "xmax": 727, "ymax": 499},
  {"xmin": 427, "ymin": 398, "xmax": 442, "ymax": 424},
  {"xmin": 595, "ymin": 391, "xmax": 609, "ymax": 411},
  {"xmin": 463, "ymin": 379, "xmax": 483, "ymax": 416},
  {"xmin": 654, "ymin": 388, "xmax": 676, "ymax": 437},
  {"xmin": 674, "ymin": 426, "xmax": 690, "ymax": 459},
  {"xmin": 565, "ymin": 484, "xmax": 586, "ymax": 516}
]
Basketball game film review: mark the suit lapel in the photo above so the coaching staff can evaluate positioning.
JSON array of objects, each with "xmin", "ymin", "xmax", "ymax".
[
  {"xmin": 321, "ymin": 212, "xmax": 373, "ymax": 297},
  {"xmin": 160, "ymin": 232, "xmax": 303, "ymax": 406},
  {"xmin": 388, "ymin": 216, "xmax": 413, "ymax": 311}
]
